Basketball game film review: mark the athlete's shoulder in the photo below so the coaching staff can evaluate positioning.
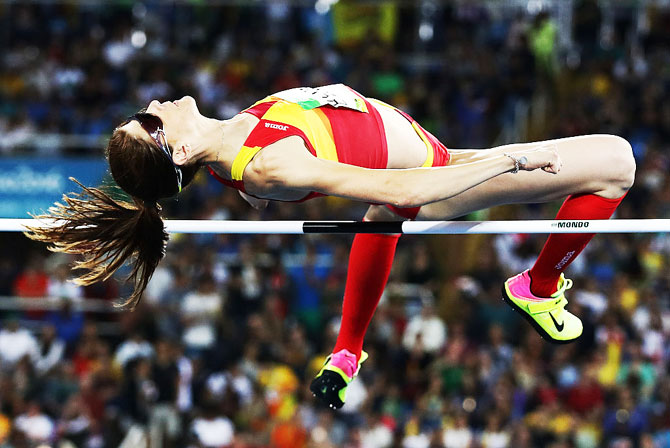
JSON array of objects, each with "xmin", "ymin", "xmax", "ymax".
[{"xmin": 243, "ymin": 135, "xmax": 317, "ymax": 195}]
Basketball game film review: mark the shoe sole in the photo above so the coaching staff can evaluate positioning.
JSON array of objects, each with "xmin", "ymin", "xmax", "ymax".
[
  {"xmin": 310, "ymin": 370, "xmax": 346, "ymax": 409},
  {"xmin": 501, "ymin": 285, "xmax": 578, "ymax": 345}
]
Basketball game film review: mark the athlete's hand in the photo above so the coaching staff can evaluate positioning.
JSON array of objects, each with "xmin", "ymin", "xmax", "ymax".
[{"xmin": 515, "ymin": 144, "xmax": 562, "ymax": 174}]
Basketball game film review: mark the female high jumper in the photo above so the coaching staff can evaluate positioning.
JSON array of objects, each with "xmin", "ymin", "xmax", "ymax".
[{"xmin": 27, "ymin": 84, "xmax": 635, "ymax": 409}]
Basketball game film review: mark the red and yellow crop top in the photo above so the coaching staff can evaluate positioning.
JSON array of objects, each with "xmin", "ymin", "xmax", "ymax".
[{"xmin": 207, "ymin": 84, "xmax": 447, "ymax": 202}]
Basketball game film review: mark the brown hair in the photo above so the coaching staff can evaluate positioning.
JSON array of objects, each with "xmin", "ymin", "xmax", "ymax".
[{"xmin": 25, "ymin": 129, "xmax": 200, "ymax": 309}]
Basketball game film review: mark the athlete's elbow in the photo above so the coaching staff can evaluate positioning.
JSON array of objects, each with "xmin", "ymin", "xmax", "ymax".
[
  {"xmin": 386, "ymin": 185, "xmax": 425, "ymax": 208},
  {"xmin": 388, "ymin": 184, "xmax": 457, "ymax": 208}
]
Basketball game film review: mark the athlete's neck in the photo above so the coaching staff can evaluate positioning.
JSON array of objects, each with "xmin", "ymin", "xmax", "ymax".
[
  {"xmin": 186, "ymin": 116, "xmax": 225, "ymax": 164},
  {"xmin": 195, "ymin": 114, "xmax": 256, "ymax": 176}
]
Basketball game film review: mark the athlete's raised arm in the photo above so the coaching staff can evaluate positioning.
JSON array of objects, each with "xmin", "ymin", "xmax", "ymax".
[{"xmin": 247, "ymin": 136, "xmax": 561, "ymax": 207}]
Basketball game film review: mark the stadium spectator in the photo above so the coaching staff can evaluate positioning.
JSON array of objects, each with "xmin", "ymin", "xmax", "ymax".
[
  {"xmin": 148, "ymin": 339, "xmax": 181, "ymax": 448},
  {"xmin": 46, "ymin": 300, "xmax": 85, "ymax": 349},
  {"xmin": 13, "ymin": 402, "xmax": 54, "ymax": 444},
  {"xmin": 190, "ymin": 400, "xmax": 235, "ymax": 448},
  {"xmin": 47, "ymin": 263, "xmax": 83, "ymax": 302},
  {"xmin": 180, "ymin": 273, "xmax": 224, "ymax": 354},
  {"xmin": 402, "ymin": 299, "xmax": 447, "ymax": 355},
  {"xmin": 34, "ymin": 324, "xmax": 65, "ymax": 375},
  {"xmin": 114, "ymin": 331, "xmax": 154, "ymax": 368},
  {"xmin": 0, "ymin": 319, "xmax": 38, "ymax": 368}
]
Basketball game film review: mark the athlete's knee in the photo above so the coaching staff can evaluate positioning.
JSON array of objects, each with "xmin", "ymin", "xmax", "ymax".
[
  {"xmin": 606, "ymin": 135, "xmax": 636, "ymax": 191},
  {"xmin": 364, "ymin": 205, "xmax": 407, "ymax": 222}
]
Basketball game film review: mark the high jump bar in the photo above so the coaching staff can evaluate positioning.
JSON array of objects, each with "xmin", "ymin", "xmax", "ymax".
[{"xmin": 2, "ymin": 218, "xmax": 670, "ymax": 234}]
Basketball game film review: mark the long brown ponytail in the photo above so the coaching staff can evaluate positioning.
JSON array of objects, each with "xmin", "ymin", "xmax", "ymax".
[
  {"xmin": 25, "ymin": 128, "xmax": 200, "ymax": 309},
  {"xmin": 25, "ymin": 179, "xmax": 167, "ymax": 309}
]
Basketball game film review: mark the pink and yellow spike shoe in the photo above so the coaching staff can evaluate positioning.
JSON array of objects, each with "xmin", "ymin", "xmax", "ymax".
[
  {"xmin": 310, "ymin": 349, "xmax": 368, "ymax": 409},
  {"xmin": 503, "ymin": 270, "xmax": 582, "ymax": 344}
]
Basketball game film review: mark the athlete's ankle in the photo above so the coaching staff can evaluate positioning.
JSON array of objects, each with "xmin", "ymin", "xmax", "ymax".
[
  {"xmin": 332, "ymin": 345, "xmax": 362, "ymax": 362},
  {"xmin": 329, "ymin": 349, "xmax": 359, "ymax": 379},
  {"xmin": 528, "ymin": 270, "xmax": 559, "ymax": 298}
]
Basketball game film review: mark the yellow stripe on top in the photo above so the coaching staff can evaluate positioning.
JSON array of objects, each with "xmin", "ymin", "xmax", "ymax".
[
  {"xmin": 411, "ymin": 123, "xmax": 434, "ymax": 168},
  {"xmin": 312, "ymin": 107, "xmax": 336, "ymax": 152},
  {"xmin": 368, "ymin": 98, "xmax": 393, "ymax": 109},
  {"xmin": 231, "ymin": 146, "xmax": 263, "ymax": 181},
  {"xmin": 262, "ymin": 101, "xmax": 339, "ymax": 162}
]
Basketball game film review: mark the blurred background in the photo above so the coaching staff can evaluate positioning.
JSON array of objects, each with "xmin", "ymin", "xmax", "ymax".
[{"xmin": 0, "ymin": 0, "xmax": 669, "ymax": 447}]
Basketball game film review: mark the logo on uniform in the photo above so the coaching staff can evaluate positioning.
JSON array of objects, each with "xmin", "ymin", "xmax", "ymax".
[
  {"xmin": 265, "ymin": 122, "xmax": 288, "ymax": 131},
  {"xmin": 555, "ymin": 250, "xmax": 575, "ymax": 270}
]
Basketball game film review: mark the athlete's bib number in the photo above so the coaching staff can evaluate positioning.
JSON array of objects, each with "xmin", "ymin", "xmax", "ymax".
[{"xmin": 273, "ymin": 84, "xmax": 369, "ymax": 113}]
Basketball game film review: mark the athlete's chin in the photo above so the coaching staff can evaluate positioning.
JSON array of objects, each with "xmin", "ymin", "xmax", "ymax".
[{"xmin": 176, "ymin": 95, "xmax": 198, "ymax": 112}]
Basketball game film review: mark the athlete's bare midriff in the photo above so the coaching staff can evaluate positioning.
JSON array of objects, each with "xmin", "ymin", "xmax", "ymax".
[{"xmin": 369, "ymin": 101, "xmax": 433, "ymax": 169}]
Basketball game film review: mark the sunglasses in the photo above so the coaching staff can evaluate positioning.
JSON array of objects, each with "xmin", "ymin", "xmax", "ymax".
[{"xmin": 127, "ymin": 111, "xmax": 183, "ymax": 193}]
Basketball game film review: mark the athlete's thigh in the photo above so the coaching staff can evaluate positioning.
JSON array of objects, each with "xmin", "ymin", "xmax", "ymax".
[{"xmin": 416, "ymin": 134, "xmax": 632, "ymax": 220}]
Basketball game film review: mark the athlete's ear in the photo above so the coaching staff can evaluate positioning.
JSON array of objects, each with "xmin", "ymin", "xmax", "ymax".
[{"xmin": 172, "ymin": 144, "xmax": 191, "ymax": 166}]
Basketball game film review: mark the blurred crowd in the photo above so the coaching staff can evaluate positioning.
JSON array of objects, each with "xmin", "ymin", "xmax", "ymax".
[{"xmin": 1, "ymin": 1, "xmax": 670, "ymax": 447}]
